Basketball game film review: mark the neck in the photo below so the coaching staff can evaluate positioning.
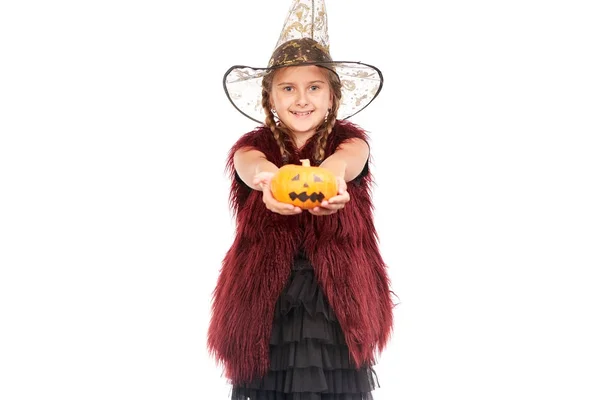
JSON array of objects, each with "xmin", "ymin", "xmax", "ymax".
[{"xmin": 292, "ymin": 131, "xmax": 316, "ymax": 149}]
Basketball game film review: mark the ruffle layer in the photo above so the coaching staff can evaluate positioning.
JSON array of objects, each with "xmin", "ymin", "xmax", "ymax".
[
  {"xmin": 231, "ymin": 366, "xmax": 379, "ymax": 394},
  {"xmin": 270, "ymin": 339, "xmax": 353, "ymax": 370},
  {"xmin": 231, "ymin": 254, "xmax": 379, "ymax": 399},
  {"xmin": 269, "ymin": 266, "xmax": 346, "ymax": 346},
  {"xmin": 230, "ymin": 390, "xmax": 375, "ymax": 400},
  {"xmin": 273, "ymin": 257, "xmax": 339, "ymax": 321}
]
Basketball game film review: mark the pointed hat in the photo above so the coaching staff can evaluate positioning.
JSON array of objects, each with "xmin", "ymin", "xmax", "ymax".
[{"xmin": 223, "ymin": 0, "xmax": 383, "ymax": 124}]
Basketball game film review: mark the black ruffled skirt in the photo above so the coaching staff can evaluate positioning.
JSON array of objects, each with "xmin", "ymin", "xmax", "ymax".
[{"xmin": 230, "ymin": 253, "xmax": 380, "ymax": 400}]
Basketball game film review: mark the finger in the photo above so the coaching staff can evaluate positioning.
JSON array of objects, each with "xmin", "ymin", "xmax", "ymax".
[
  {"xmin": 271, "ymin": 201, "xmax": 302, "ymax": 214},
  {"xmin": 309, "ymin": 207, "xmax": 326, "ymax": 215},
  {"xmin": 282, "ymin": 208, "xmax": 303, "ymax": 215},
  {"xmin": 318, "ymin": 209, "xmax": 336, "ymax": 215},
  {"xmin": 326, "ymin": 194, "xmax": 349, "ymax": 205},
  {"xmin": 262, "ymin": 187, "xmax": 276, "ymax": 199},
  {"xmin": 309, "ymin": 208, "xmax": 336, "ymax": 216},
  {"xmin": 319, "ymin": 205, "xmax": 342, "ymax": 212},
  {"xmin": 323, "ymin": 198, "xmax": 347, "ymax": 209},
  {"xmin": 336, "ymin": 177, "xmax": 347, "ymax": 194},
  {"xmin": 273, "ymin": 203, "xmax": 295, "ymax": 212},
  {"xmin": 321, "ymin": 199, "xmax": 338, "ymax": 208}
]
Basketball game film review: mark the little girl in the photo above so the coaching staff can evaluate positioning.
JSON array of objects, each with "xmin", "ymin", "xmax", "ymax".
[{"xmin": 208, "ymin": 1, "xmax": 396, "ymax": 399}]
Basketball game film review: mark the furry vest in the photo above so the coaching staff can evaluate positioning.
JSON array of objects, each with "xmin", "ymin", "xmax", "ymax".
[{"xmin": 207, "ymin": 120, "xmax": 395, "ymax": 384}]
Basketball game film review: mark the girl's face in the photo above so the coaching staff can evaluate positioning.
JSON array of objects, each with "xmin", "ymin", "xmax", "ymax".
[{"xmin": 270, "ymin": 65, "xmax": 333, "ymax": 138}]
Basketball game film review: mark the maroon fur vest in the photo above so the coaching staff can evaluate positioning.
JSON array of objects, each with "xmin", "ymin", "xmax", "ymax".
[{"xmin": 207, "ymin": 120, "xmax": 395, "ymax": 384}]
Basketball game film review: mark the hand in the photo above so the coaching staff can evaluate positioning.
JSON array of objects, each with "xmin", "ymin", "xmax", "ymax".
[
  {"xmin": 253, "ymin": 172, "xmax": 302, "ymax": 215},
  {"xmin": 309, "ymin": 177, "xmax": 350, "ymax": 216}
]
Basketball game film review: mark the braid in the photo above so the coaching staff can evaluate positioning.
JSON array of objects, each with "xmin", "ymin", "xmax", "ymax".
[
  {"xmin": 261, "ymin": 77, "xmax": 290, "ymax": 163},
  {"xmin": 314, "ymin": 69, "xmax": 343, "ymax": 163}
]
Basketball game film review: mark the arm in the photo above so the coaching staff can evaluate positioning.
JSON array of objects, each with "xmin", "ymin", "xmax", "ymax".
[
  {"xmin": 233, "ymin": 147, "xmax": 279, "ymax": 191},
  {"xmin": 309, "ymin": 138, "xmax": 369, "ymax": 216},
  {"xmin": 319, "ymin": 138, "xmax": 370, "ymax": 182},
  {"xmin": 233, "ymin": 146, "xmax": 302, "ymax": 215}
]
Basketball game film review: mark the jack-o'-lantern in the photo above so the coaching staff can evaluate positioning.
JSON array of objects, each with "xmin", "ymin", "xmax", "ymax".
[{"xmin": 270, "ymin": 159, "xmax": 338, "ymax": 209}]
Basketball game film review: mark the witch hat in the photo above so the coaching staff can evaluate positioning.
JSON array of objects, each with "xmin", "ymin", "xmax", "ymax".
[{"xmin": 223, "ymin": 0, "xmax": 383, "ymax": 124}]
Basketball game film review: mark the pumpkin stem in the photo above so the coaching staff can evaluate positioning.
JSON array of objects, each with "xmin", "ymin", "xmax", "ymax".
[{"xmin": 300, "ymin": 159, "xmax": 311, "ymax": 167}]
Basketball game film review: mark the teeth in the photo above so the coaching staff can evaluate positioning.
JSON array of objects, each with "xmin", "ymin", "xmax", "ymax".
[{"xmin": 293, "ymin": 111, "xmax": 312, "ymax": 116}]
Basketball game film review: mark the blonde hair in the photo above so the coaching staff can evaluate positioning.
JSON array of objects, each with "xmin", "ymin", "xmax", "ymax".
[{"xmin": 261, "ymin": 66, "xmax": 342, "ymax": 163}]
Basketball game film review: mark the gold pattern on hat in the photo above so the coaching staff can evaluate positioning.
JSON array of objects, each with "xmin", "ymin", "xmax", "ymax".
[
  {"xmin": 274, "ymin": 0, "xmax": 330, "ymax": 53},
  {"xmin": 268, "ymin": 38, "xmax": 332, "ymax": 68}
]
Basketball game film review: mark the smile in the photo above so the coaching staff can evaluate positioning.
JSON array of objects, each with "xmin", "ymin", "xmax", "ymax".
[{"xmin": 291, "ymin": 111, "xmax": 313, "ymax": 116}]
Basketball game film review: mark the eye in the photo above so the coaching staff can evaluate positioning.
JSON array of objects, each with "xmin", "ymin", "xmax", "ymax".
[
  {"xmin": 283, "ymin": 86, "xmax": 293, "ymax": 92},
  {"xmin": 313, "ymin": 174, "xmax": 323, "ymax": 182},
  {"xmin": 309, "ymin": 85, "xmax": 320, "ymax": 91},
  {"xmin": 291, "ymin": 174, "xmax": 300, "ymax": 181}
]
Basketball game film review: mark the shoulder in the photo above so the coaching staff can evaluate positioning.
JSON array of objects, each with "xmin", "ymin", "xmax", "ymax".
[
  {"xmin": 227, "ymin": 125, "xmax": 276, "ymax": 167},
  {"xmin": 230, "ymin": 125, "xmax": 273, "ymax": 152},
  {"xmin": 332, "ymin": 120, "xmax": 371, "ymax": 143},
  {"xmin": 226, "ymin": 125, "xmax": 281, "ymax": 176},
  {"xmin": 333, "ymin": 121, "xmax": 372, "ymax": 185},
  {"xmin": 325, "ymin": 120, "xmax": 371, "ymax": 158},
  {"xmin": 328, "ymin": 120, "xmax": 371, "ymax": 155}
]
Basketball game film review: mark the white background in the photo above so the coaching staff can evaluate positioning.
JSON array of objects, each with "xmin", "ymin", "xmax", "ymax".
[{"xmin": 1, "ymin": 0, "xmax": 599, "ymax": 399}]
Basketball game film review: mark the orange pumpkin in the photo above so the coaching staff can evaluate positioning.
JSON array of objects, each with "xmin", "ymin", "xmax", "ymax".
[{"xmin": 270, "ymin": 159, "xmax": 338, "ymax": 209}]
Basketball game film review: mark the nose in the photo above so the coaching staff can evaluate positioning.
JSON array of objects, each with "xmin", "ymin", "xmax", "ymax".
[
  {"xmin": 303, "ymin": 183, "xmax": 309, "ymax": 188},
  {"xmin": 296, "ymin": 91, "xmax": 309, "ymax": 107}
]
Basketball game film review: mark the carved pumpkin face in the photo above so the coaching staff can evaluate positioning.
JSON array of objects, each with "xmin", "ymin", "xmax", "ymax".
[{"xmin": 270, "ymin": 159, "xmax": 338, "ymax": 209}]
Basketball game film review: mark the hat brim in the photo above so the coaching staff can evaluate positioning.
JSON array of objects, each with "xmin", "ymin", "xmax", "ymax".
[{"xmin": 223, "ymin": 61, "xmax": 383, "ymax": 125}]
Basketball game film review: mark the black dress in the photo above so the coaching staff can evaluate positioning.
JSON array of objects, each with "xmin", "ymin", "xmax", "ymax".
[{"xmin": 230, "ymin": 250, "xmax": 380, "ymax": 400}]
